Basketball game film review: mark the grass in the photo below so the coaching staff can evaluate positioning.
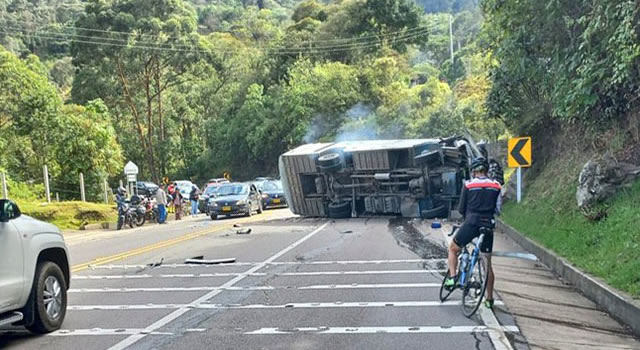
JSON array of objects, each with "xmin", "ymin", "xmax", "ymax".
[
  {"xmin": 502, "ymin": 154, "xmax": 640, "ymax": 298},
  {"xmin": 15, "ymin": 200, "xmax": 118, "ymax": 230}
]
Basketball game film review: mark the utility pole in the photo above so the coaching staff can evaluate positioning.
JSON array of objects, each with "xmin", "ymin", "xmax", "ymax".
[{"xmin": 449, "ymin": 13, "xmax": 454, "ymax": 65}]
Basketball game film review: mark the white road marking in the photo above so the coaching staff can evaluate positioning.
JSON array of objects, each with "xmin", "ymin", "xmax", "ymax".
[
  {"xmin": 298, "ymin": 283, "xmax": 441, "ymax": 290},
  {"xmin": 438, "ymin": 225, "xmax": 515, "ymax": 350},
  {"xmin": 185, "ymin": 328, "xmax": 207, "ymax": 332},
  {"xmin": 87, "ymin": 259, "xmax": 445, "ymax": 270},
  {"xmin": 69, "ymin": 283, "xmax": 440, "ymax": 293},
  {"xmin": 48, "ymin": 329, "xmax": 173, "ymax": 336},
  {"xmin": 72, "ymin": 269, "xmax": 446, "ymax": 280},
  {"xmin": 107, "ymin": 222, "xmax": 330, "ymax": 350},
  {"xmin": 245, "ymin": 325, "xmax": 520, "ymax": 335},
  {"xmin": 69, "ymin": 300, "xmax": 505, "ymax": 311}
]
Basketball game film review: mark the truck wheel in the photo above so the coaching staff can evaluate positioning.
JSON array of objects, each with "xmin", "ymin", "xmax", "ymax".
[
  {"xmin": 318, "ymin": 152, "xmax": 343, "ymax": 172},
  {"xmin": 328, "ymin": 201, "xmax": 352, "ymax": 219},
  {"xmin": 25, "ymin": 262, "xmax": 67, "ymax": 334}
]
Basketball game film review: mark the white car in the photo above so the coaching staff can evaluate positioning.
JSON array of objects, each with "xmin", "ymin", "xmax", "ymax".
[{"xmin": 0, "ymin": 199, "xmax": 70, "ymax": 333}]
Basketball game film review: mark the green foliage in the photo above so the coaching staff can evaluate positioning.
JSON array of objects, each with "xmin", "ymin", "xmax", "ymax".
[
  {"xmin": 502, "ymin": 157, "xmax": 640, "ymax": 297},
  {"xmin": 482, "ymin": 0, "xmax": 640, "ymax": 133}
]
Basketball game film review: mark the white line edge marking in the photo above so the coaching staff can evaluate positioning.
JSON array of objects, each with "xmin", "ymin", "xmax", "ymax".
[
  {"xmin": 72, "ymin": 269, "xmax": 446, "ymax": 280},
  {"xmin": 69, "ymin": 300, "xmax": 505, "ymax": 311},
  {"xmin": 86, "ymin": 259, "xmax": 446, "ymax": 270},
  {"xmin": 69, "ymin": 283, "xmax": 442, "ymax": 293},
  {"xmin": 245, "ymin": 325, "xmax": 520, "ymax": 335},
  {"xmin": 107, "ymin": 221, "xmax": 330, "ymax": 350},
  {"xmin": 438, "ymin": 224, "xmax": 514, "ymax": 350}
]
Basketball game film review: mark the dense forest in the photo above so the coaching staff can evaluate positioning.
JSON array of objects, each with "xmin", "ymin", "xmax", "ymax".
[{"xmin": 0, "ymin": 0, "xmax": 638, "ymax": 199}]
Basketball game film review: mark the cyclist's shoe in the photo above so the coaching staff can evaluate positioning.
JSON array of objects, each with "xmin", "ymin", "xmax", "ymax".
[
  {"xmin": 444, "ymin": 275, "xmax": 457, "ymax": 291},
  {"xmin": 484, "ymin": 299, "xmax": 494, "ymax": 309}
]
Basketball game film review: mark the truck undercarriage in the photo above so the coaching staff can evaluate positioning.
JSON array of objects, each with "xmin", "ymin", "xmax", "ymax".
[{"xmin": 279, "ymin": 136, "xmax": 481, "ymax": 219}]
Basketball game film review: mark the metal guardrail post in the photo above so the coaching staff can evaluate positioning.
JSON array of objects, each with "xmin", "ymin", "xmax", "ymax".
[
  {"xmin": 80, "ymin": 173, "xmax": 86, "ymax": 202},
  {"xmin": 1, "ymin": 172, "xmax": 7, "ymax": 199},
  {"xmin": 43, "ymin": 165, "xmax": 51, "ymax": 203}
]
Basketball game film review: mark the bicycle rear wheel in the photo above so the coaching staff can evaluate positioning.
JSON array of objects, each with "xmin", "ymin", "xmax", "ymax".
[{"xmin": 461, "ymin": 255, "xmax": 488, "ymax": 317}]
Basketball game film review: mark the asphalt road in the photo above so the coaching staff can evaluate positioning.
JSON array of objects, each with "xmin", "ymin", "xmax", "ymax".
[{"xmin": 0, "ymin": 209, "xmax": 524, "ymax": 350}]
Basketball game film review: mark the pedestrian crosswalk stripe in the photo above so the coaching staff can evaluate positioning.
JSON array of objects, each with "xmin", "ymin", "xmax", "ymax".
[
  {"xmin": 68, "ymin": 300, "xmax": 505, "ymax": 311},
  {"xmin": 245, "ymin": 325, "xmax": 520, "ymax": 335}
]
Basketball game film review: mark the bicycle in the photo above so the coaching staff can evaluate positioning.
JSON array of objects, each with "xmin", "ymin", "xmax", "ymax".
[{"xmin": 439, "ymin": 224, "xmax": 491, "ymax": 318}]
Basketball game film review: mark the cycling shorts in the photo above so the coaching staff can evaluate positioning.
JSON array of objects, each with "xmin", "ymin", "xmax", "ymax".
[{"xmin": 453, "ymin": 223, "xmax": 494, "ymax": 253}]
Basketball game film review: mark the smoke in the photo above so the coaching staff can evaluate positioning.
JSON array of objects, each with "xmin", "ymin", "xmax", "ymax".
[{"xmin": 303, "ymin": 103, "xmax": 379, "ymax": 143}]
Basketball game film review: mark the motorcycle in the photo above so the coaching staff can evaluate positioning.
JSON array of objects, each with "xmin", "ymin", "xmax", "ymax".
[
  {"xmin": 117, "ymin": 201, "xmax": 136, "ymax": 230},
  {"xmin": 130, "ymin": 195, "xmax": 147, "ymax": 227}
]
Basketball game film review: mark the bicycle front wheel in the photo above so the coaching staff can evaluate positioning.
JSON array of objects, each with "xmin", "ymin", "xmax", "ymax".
[{"xmin": 461, "ymin": 255, "xmax": 488, "ymax": 318}]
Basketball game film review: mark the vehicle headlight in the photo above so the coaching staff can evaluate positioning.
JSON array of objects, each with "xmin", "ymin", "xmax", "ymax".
[{"xmin": 236, "ymin": 200, "xmax": 246, "ymax": 206}]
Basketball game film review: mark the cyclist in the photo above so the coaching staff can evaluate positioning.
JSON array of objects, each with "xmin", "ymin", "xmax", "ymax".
[{"xmin": 444, "ymin": 157, "xmax": 502, "ymax": 309}]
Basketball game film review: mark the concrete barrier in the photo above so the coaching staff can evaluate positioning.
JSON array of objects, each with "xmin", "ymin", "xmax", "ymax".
[{"xmin": 497, "ymin": 219, "xmax": 640, "ymax": 338}]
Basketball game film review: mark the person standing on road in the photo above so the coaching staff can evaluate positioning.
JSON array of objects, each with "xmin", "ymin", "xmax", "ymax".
[
  {"xmin": 156, "ymin": 185, "xmax": 168, "ymax": 224},
  {"xmin": 173, "ymin": 185, "xmax": 183, "ymax": 220},
  {"xmin": 189, "ymin": 185, "xmax": 200, "ymax": 216},
  {"xmin": 444, "ymin": 157, "xmax": 502, "ymax": 309}
]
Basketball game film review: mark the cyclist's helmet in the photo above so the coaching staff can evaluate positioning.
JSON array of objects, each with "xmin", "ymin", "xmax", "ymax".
[{"xmin": 470, "ymin": 157, "xmax": 489, "ymax": 172}]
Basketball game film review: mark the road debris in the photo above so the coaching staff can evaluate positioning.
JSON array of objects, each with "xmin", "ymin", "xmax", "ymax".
[
  {"xmin": 184, "ymin": 257, "xmax": 236, "ymax": 265},
  {"xmin": 237, "ymin": 228, "xmax": 252, "ymax": 234}
]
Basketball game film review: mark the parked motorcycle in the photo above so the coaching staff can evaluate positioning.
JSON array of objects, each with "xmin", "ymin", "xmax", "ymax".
[
  {"xmin": 117, "ymin": 202, "xmax": 136, "ymax": 230},
  {"xmin": 130, "ymin": 195, "xmax": 147, "ymax": 227}
]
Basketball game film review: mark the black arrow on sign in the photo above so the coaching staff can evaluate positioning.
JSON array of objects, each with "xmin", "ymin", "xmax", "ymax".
[{"xmin": 510, "ymin": 139, "xmax": 529, "ymax": 166}]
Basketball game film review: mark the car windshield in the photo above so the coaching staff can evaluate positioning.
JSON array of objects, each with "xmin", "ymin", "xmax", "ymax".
[
  {"xmin": 261, "ymin": 181, "xmax": 282, "ymax": 192},
  {"xmin": 216, "ymin": 184, "xmax": 248, "ymax": 196},
  {"xmin": 204, "ymin": 186, "xmax": 218, "ymax": 196}
]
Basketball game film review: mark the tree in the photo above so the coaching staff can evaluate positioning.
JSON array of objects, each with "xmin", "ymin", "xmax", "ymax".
[
  {"xmin": 54, "ymin": 100, "xmax": 124, "ymax": 200},
  {"xmin": 0, "ymin": 46, "xmax": 61, "ymax": 180},
  {"xmin": 71, "ymin": 0, "xmax": 211, "ymax": 183}
]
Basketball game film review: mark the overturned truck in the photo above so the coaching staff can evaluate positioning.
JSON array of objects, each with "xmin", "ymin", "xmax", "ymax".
[{"xmin": 278, "ymin": 136, "xmax": 481, "ymax": 219}]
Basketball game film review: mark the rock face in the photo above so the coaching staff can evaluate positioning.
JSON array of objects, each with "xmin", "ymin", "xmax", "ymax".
[{"xmin": 576, "ymin": 154, "xmax": 640, "ymax": 208}]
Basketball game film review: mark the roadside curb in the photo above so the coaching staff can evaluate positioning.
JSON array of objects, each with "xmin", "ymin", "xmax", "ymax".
[{"xmin": 497, "ymin": 219, "xmax": 640, "ymax": 338}]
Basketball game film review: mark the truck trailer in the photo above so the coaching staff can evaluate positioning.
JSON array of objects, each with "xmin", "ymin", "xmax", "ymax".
[{"xmin": 278, "ymin": 136, "xmax": 482, "ymax": 219}]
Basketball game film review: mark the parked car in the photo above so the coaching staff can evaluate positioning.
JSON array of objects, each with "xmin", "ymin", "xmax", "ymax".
[
  {"xmin": 0, "ymin": 199, "xmax": 70, "ymax": 333},
  {"xmin": 279, "ymin": 136, "xmax": 482, "ymax": 219},
  {"xmin": 174, "ymin": 180, "xmax": 197, "ymax": 199},
  {"xmin": 207, "ymin": 183, "xmax": 263, "ymax": 220},
  {"xmin": 253, "ymin": 176, "xmax": 276, "ymax": 190},
  {"xmin": 260, "ymin": 180, "xmax": 288, "ymax": 209},
  {"xmin": 135, "ymin": 181, "xmax": 159, "ymax": 197}
]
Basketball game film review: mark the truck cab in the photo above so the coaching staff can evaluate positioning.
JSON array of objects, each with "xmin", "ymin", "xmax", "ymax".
[{"xmin": 0, "ymin": 199, "xmax": 70, "ymax": 333}]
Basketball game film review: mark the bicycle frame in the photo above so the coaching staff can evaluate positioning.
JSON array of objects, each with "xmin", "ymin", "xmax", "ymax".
[{"xmin": 458, "ymin": 233, "xmax": 485, "ymax": 287}]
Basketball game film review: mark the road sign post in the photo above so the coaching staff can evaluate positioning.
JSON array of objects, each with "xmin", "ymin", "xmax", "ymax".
[{"xmin": 508, "ymin": 137, "xmax": 532, "ymax": 203}]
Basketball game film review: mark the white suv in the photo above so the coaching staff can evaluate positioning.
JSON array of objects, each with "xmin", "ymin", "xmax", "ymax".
[{"xmin": 0, "ymin": 199, "xmax": 70, "ymax": 333}]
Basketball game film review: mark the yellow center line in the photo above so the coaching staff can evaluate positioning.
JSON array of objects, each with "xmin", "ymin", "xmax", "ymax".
[{"xmin": 71, "ymin": 211, "xmax": 278, "ymax": 273}]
